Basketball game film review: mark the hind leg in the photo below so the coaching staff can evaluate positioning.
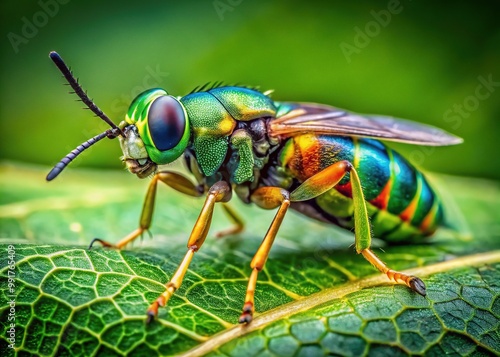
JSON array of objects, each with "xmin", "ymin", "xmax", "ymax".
[{"xmin": 290, "ymin": 160, "xmax": 426, "ymax": 295}]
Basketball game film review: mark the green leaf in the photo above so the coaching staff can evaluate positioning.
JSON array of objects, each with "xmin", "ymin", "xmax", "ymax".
[{"xmin": 0, "ymin": 162, "xmax": 499, "ymax": 356}]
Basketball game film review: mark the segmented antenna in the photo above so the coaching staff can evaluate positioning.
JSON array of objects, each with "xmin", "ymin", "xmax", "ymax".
[
  {"xmin": 46, "ymin": 129, "xmax": 120, "ymax": 181},
  {"xmin": 47, "ymin": 51, "xmax": 125, "ymax": 181},
  {"xmin": 49, "ymin": 51, "xmax": 124, "ymax": 135}
]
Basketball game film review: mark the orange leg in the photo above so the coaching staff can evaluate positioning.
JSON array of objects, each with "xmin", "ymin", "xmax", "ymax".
[
  {"xmin": 239, "ymin": 187, "xmax": 290, "ymax": 324},
  {"xmin": 146, "ymin": 181, "xmax": 232, "ymax": 323},
  {"xmin": 291, "ymin": 160, "xmax": 426, "ymax": 295},
  {"xmin": 89, "ymin": 171, "xmax": 203, "ymax": 249},
  {"xmin": 361, "ymin": 249, "xmax": 426, "ymax": 295},
  {"xmin": 215, "ymin": 203, "xmax": 245, "ymax": 238},
  {"xmin": 237, "ymin": 161, "xmax": 426, "ymax": 324}
]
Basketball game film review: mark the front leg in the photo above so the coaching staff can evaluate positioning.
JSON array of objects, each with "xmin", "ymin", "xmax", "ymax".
[
  {"xmin": 89, "ymin": 171, "xmax": 204, "ymax": 249},
  {"xmin": 146, "ymin": 181, "xmax": 232, "ymax": 323}
]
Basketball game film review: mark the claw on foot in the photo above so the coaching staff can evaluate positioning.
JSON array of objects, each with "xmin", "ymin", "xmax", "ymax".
[
  {"xmin": 88, "ymin": 238, "xmax": 114, "ymax": 249},
  {"xmin": 146, "ymin": 302, "xmax": 158, "ymax": 325},
  {"xmin": 409, "ymin": 276, "xmax": 427, "ymax": 296},
  {"xmin": 146, "ymin": 295, "xmax": 167, "ymax": 324},
  {"xmin": 239, "ymin": 313, "xmax": 252, "ymax": 324},
  {"xmin": 238, "ymin": 302, "xmax": 254, "ymax": 324}
]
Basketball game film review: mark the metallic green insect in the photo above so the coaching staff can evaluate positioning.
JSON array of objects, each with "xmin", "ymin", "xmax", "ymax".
[{"xmin": 47, "ymin": 52, "xmax": 462, "ymax": 324}]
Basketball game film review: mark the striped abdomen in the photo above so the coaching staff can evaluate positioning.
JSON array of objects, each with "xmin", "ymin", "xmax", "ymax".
[{"xmin": 277, "ymin": 134, "xmax": 443, "ymax": 242}]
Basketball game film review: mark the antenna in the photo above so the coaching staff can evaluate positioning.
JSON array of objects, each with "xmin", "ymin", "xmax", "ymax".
[
  {"xmin": 46, "ymin": 129, "xmax": 120, "ymax": 181},
  {"xmin": 46, "ymin": 51, "xmax": 124, "ymax": 181},
  {"xmin": 49, "ymin": 51, "xmax": 124, "ymax": 135}
]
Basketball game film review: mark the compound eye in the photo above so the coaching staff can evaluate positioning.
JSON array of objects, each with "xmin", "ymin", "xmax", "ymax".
[{"xmin": 148, "ymin": 96, "xmax": 186, "ymax": 151}]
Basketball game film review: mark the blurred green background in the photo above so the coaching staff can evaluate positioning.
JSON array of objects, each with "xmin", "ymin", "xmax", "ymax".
[{"xmin": 1, "ymin": 0, "xmax": 499, "ymax": 179}]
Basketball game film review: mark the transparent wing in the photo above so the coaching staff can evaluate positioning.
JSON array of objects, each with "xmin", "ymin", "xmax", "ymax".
[{"xmin": 270, "ymin": 102, "xmax": 463, "ymax": 146}]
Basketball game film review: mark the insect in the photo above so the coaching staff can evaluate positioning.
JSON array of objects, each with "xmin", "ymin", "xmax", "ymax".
[{"xmin": 47, "ymin": 51, "xmax": 462, "ymax": 324}]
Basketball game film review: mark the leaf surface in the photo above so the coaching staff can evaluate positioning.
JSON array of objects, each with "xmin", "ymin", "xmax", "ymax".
[{"xmin": 0, "ymin": 162, "xmax": 499, "ymax": 356}]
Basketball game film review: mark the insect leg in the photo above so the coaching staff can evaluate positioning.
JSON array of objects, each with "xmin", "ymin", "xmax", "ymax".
[
  {"xmin": 291, "ymin": 160, "xmax": 426, "ymax": 296},
  {"xmin": 215, "ymin": 203, "xmax": 245, "ymax": 238},
  {"xmin": 349, "ymin": 168, "xmax": 426, "ymax": 296},
  {"xmin": 239, "ymin": 187, "xmax": 290, "ymax": 324},
  {"xmin": 146, "ymin": 181, "xmax": 232, "ymax": 323},
  {"xmin": 89, "ymin": 171, "xmax": 203, "ymax": 249}
]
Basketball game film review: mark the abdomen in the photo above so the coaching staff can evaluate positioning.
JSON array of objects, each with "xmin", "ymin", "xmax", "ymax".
[{"xmin": 277, "ymin": 134, "xmax": 443, "ymax": 242}]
